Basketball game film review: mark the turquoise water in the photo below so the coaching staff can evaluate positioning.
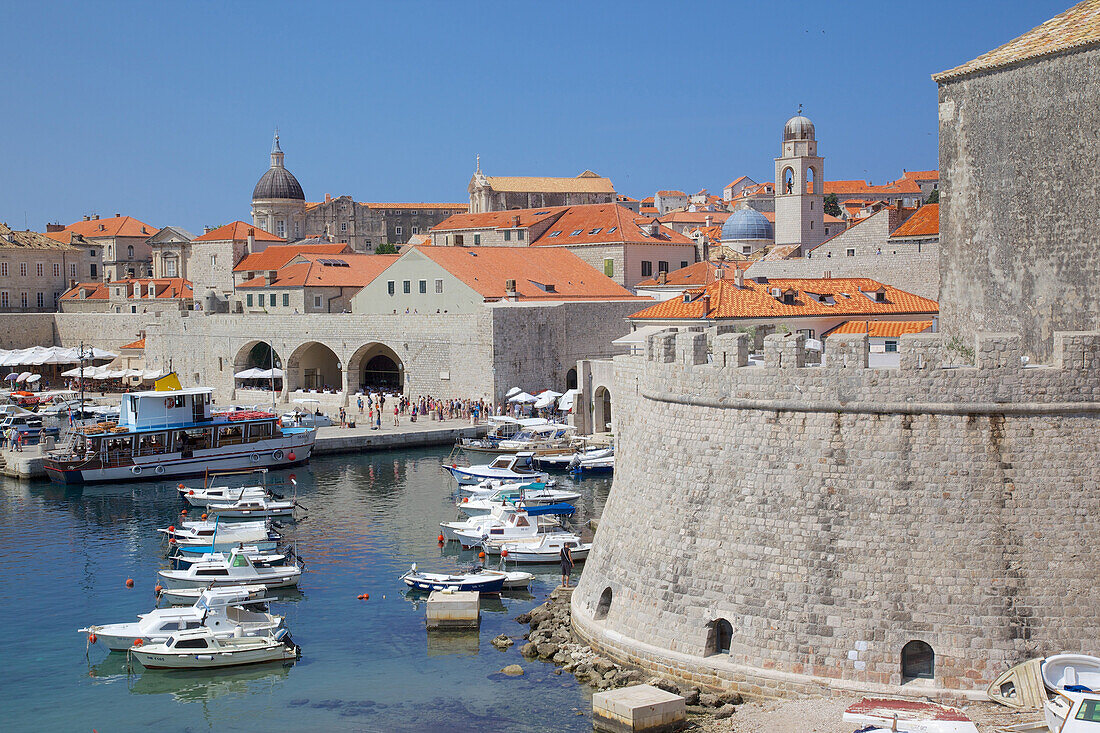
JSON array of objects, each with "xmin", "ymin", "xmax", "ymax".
[{"xmin": 0, "ymin": 447, "xmax": 611, "ymax": 732}]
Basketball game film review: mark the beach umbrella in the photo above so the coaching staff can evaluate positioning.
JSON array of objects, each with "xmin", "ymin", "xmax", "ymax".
[
  {"xmin": 234, "ymin": 368, "xmax": 262, "ymax": 378},
  {"xmin": 60, "ymin": 367, "xmax": 83, "ymax": 377},
  {"xmin": 533, "ymin": 391, "xmax": 562, "ymax": 409},
  {"xmin": 557, "ymin": 389, "xmax": 581, "ymax": 412},
  {"xmin": 91, "ymin": 348, "xmax": 118, "ymax": 359},
  {"xmin": 142, "ymin": 369, "xmax": 163, "ymax": 380},
  {"xmin": 26, "ymin": 374, "xmax": 41, "ymax": 383},
  {"xmin": 508, "ymin": 391, "xmax": 536, "ymax": 404},
  {"xmin": 505, "ymin": 387, "xmax": 523, "ymax": 398},
  {"xmin": 4, "ymin": 372, "xmax": 18, "ymax": 381},
  {"xmin": 16, "ymin": 371, "xmax": 33, "ymax": 383}
]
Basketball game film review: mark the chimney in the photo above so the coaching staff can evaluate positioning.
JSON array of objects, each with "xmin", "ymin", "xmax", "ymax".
[
  {"xmin": 715, "ymin": 266, "xmax": 725, "ymax": 280},
  {"xmin": 82, "ymin": 215, "xmax": 90, "ymax": 222},
  {"xmin": 702, "ymin": 293, "xmax": 711, "ymax": 314},
  {"xmin": 705, "ymin": 215, "xmax": 713, "ymax": 227},
  {"xmin": 204, "ymin": 225, "xmax": 214, "ymax": 234},
  {"xmin": 47, "ymin": 222, "xmax": 64, "ymax": 232},
  {"xmin": 512, "ymin": 215, "xmax": 520, "ymax": 227},
  {"xmin": 504, "ymin": 278, "xmax": 517, "ymax": 301},
  {"xmin": 657, "ymin": 271, "xmax": 667, "ymax": 285},
  {"xmin": 734, "ymin": 268, "xmax": 744, "ymax": 287},
  {"xmin": 114, "ymin": 213, "xmax": 120, "ymax": 219},
  {"xmin": 92, "ymin": 214, "xmax": 100, "ymax": 220},
  {"xmin": 266, "ymin": 270, "xmax": 277, "ymax": 285},
  {"xmin": 325, "ymin": 193, "xmax": 332, "ymax": 203}
]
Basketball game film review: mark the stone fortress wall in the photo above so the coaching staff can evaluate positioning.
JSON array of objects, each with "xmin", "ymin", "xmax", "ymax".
[{"xmin": 572, "ymin": 328, "xmax": 1100, "ymax": 701}]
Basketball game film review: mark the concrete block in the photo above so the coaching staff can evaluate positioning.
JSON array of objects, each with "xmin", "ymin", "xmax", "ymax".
[
  {"xmin": 592, "ymin": 684, "xmax": 686, "ymax": 733},
  {"xmin": 425, "ymin": 590, "xmax": 480, "ymax": 629}
]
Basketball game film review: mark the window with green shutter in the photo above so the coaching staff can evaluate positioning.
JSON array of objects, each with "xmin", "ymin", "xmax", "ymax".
[
  {"xmin": 246, "ymin": 293, "xmax": 253, "ymax": 307},
  {"xmin": 604, "ymin": 258, "xmax": 614, "ymax": 277}
]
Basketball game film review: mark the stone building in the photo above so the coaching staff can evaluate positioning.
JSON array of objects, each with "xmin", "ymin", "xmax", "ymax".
[
  {"xmin": 47, "ymin": 215, "xmax": 156, "ymax": 281},
  {"xmin": 250, "ymin": 132, "xmax": 466, "ymax": 252},
  {"xmin": 147, "ymin": 226, "xmax": 195, "ymax": 279},
  {"xmin": 236, "ymin": 252, "xmax": 398, "ymax": 314},
  {"xmin": 59, "ymin": 277, "xmax": 193, "ymax": 313},
  {"xmin": 0, "ymin": 223, "xmax": 96, "ymax": 312},
  {"xmin": 933, "ymin": 0, "xmax": 1100, "ymax": 360},
  {"xmin": 467, "ymin": 162, "xmax": 615, "ymax": 213},
  {"xmin": 653, "ymin": 190, "xmax": 688, "ymax": 215},
  {"xmin": 189, "ymin": 221, "xmax": 285, "ymax": 309}
]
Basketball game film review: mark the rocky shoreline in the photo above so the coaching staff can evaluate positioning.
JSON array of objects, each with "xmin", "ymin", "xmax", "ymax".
[{"xmin": 500, "ymin": 588, "xmax": 741, "ymax": 723}]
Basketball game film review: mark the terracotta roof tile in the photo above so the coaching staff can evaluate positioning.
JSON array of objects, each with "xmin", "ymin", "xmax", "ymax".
[
  {"xmin": 60, "ymin": 215, "xmax": 155, "ymax": 239},
  {"xmin": 237, "ymin": 253, "xmax": 399, "ymax": 288},
  {"xmin": 934, "ymin": 0, "xmax": 1100, "ymax": 82},
  {"xmin": 657, "ymin": 190, "xmax": 686, "ymax": 197},
  {"xmin": 482, "ymin": 174, "xmax": 614, "ymax": 194},
  {"xmin": 825, "ymin": 320, "xmax": 934, "ymax": 338},
  {"xmin": 430, "ymin": 208, "xmax": 568, "ymax": 232},
  {"xmin": 121, "ymin": 338, "xmax": 146, "ymax": 350},
  {"xmin": 364, "ymin": 202, "xmax": 468, "ymax": 210},
  {"xmin": 532, "ymin": 205, "xmax": 694, "ymax": 247},
  {"xmin": 629, "ymin": 277, "xmax": 938, "ymax": 321},
  {"xmin": 193, "ymin": 221, "xmax": 284, "ymax": 243},
  {"xmin": 635, "ymin": 260, "xmax": 750, "ymax": 287},
  {"xmin": 656, "ymin": 211, "xmax": 731, "ymax": 224},
  {"xmin": 61, "ymin": 278, "xmax": 193, "ymax": 301},
  {"xmin": 890, "ymin": 204, "xmax": 939, "ymax": 238},
  {"xmin": 0, "ymin": 223, "xmax": 83, "ymax": 251},
  {"xmin": 413, "ymin": 246, "xmax": 647, "ymax": 302},
  {"xmin": 233, "ymin": 243, "xmax": 352, "ymax": 272}
]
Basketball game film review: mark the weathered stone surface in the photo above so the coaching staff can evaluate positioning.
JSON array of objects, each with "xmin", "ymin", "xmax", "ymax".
[
  {"xmin": 714, "ymin": 704, "xmax": 737, "ymax": 719},
  {"xmin": 500, "ymin": 664, "xmax": 524, "ymax": 677},
  {"xmin": 519, "ymin": 642, "xmax": 538, "ymax": 658},
  {"xmin": 490, "ymin": 634, "xmax": 514, "ymax": 649}
]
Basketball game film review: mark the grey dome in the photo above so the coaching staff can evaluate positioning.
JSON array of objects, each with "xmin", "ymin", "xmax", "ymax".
[
  {"xmin": 783, "ymin": 114, "xmax": 815, "ymax": 141},
  {"xmin": 253, "ymin": 166, "xmax": 304, "ymax": 201},
  {"xmin": 721, "ymin": 207, "xmax": 773, "ymax": 242}
]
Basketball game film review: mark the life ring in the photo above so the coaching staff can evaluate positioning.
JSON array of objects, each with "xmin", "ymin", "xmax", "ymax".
[
  {"xmin": 131, "ymin": 465, "xmax": 143, "ymax": 475},
  {"xmin": 154, "ymin": 465, "xmax": 165, "ymax": 475},
  {"xmin": 250, "ymin": 453, "xmax": 260, "ymax": 463},
  {"xmin": 164, "ymin": 398, "xmax": 173, "ymax": 408},
  {"xmin": 272, "ymin": 450, "xmax": 284, "ymax": 460}
]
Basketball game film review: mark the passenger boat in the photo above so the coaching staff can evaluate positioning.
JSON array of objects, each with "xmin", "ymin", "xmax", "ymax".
[
  {"xmin": 458, "ymin": 483, "xmax": 582, "ymax": 515},
  {"xmin": 443, "ymin": 452, "xmax": 549, "ymax": 485},
  {"xmin": 43, "ymin": 386, "xmax": 315, "ymax": 484},
  {"xmin": 400, "ymin": 564, "xmax": 507, "ymax": 593},
  {"xmin": 456, "ymin": 417, "xmax": 552, "ymax": 455},
  {"xmin": 494, "ymin": 533, "xmax": 592, "ymax": 563},
  {"xmin": 157, "ymin": 547, "xmax": 302, "ymax": 590},
  {"xmin": 129, "ymin": 627, "xmax": 299, "ymax": 669},
  {"xmin": 80, "ymin": 587, "xmax": 283, "ymax": 651}
]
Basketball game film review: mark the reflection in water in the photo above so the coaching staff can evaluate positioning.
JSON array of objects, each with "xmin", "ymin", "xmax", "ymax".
[
  {"xmin": 425, "ymin": 629, "xmax": 481, "ymax": 657},
  {"xmin": 89, "ymin": 654, "xmax": 292, "ymax": 703}
]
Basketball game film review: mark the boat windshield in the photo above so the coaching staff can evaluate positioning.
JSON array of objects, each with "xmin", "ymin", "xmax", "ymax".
[
  {"xmin": 1076, "ymin": 700, "xmax": 1100, "ymax": 722},
  {"xmin": 231, "ymin": 553, "xmax": 250, "ymax": 568},
  {"xmin": 488, "ymin": 457, "xmax": 512, "ymax": 469}
]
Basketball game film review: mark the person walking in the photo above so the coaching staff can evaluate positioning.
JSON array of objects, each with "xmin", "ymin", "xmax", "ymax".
[
  {"xmin": 559, "ymin": 543, "xmax": 574, "ymax": 588},
  {"xmin": 358, "ymin": 396, "xmax": 363, "ymax": 414},
  {"xmin": 375, "ymin": 408, "xmax": 381, "ymax": 431}
]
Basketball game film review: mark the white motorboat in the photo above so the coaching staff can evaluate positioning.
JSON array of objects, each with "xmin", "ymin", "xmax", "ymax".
[
  {"xmin": 174, "ymin": 538, "xmax": 279, "ymax": 555},
  {"xmin": 401, "ymin": 565, "xmax": 506, "ymax": 593},
  {"xmin": 44, "ymin": 387, "xmax": 315, "ymax": 485},
  {"xmin": 1043, "ymin": 654, "xmax": 1100, "ymax": 692},
  {"xmin": 158, "ymin": 584, "xmax": 269, "ymax": 606},
  {"xmin": 205, "ymin": 496, "xmax": 297, "ymax": 519},
  {"xmin": 1046, "ymin": 690, "xmax": 1100, "ymax": 732},
  {"xmin": 456, "ymin": 476, "xmax": 556, "ymax": 497},
  {"xmin": 441, "ymin": 503, "xmax": 561, "ymax": 544},
  {"xmin": 569, "ymin": 452, "xmax": 614, "ymax": 475},
  {"xmin": 443, "ymin": 452, "xmax": 549, "ymax": 485},
  {"xmin": 129, "ymin": 627, "xmax": 299, "ymax": 669},
  {"xmin": 157, "ymin": 547, "xmax": 302, "ymax": 590},
  {"xmin": 456, "ymin": 417, "xmax": 552, "ymax": 455},
  {"xmin": 80, "ymin": 587, "xmax": 283, "ymax": 651},
  {"xmin": 159, "ymin": 520, "xmax": 278, "ymax": 550},
  {"xmin": 181, "ymin": 485, "xmax": 269, "ymax": 508},
  {"xmin": 478, "ymin": 568, "xmax": 535, "ymax": 590},
  {"xmin": 458, "ymin": 484, "xmax": 582, "ymax": 515},
  {"xmin": 172, "ymin": 550, "xmax": 289, "ymax": 568},
  {"xmin": 533, "ymin": 446, "xmax": 611, "ymax": 470},
  {"xmin": 494, "ymin": 533, "xmax": 592, "ymax": 563}
]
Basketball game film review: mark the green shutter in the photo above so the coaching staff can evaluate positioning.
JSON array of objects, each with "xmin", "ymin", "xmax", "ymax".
[{"xmin": 603, "ymin": 258, "xmax": 614, "ymax": 277}]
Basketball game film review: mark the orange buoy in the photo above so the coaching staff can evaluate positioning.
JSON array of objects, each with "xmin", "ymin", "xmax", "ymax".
[
  {"xmin": 478, "ymin": 551, "xmax": 486, "ymax": 559},
  {"xmin": 88, "ymin": 633, "xmax": 97, "ymax": 644},
  {"xmin": 125, "ymin": 578, "xmax": 134, "ymax": 588},
  {"xmin": 363, "ymin": 593, "xmax": 369, "ymax": 600},
  {"xmin": 462, "ymin": 497, "xmax": 469, "ymax": 503},
  {"xmin": 501, "ymin": 549, "xmax": 509, "ymax": 558},
  {"xmin": 180, "ymin": 509, "xmax": 188, "ymax": 515},
  {"xmin": 154, "ymin": 584, "xmax": 163, "ymax": 594},
  {"xmin": 178, "ymin": 484, "xmax": 184, "ymax": 489},
  {"xmin": 437, "ymin": 534, "xmax": 444, "ymax": 542},
  {"xmin": 168, "ymin": 538, "xmax": 176, "ymax": 544},
  {"xmin": 133, "ymin": 638, "xmax": 143, "ymax": 647},
  {"xmin": 187, "ymin": 489, "xmax": 194, "ymax": 495},
  {"xmin": 288, "ymin": 452, "xmax": 296, "ymax": 462},
  {"xmin": 167, "ymin": 525, "xmax": 175, "ymax": 532},
  {"xmin": 201, "ymin": 513, "xmax": 208, "ymax": 520}
]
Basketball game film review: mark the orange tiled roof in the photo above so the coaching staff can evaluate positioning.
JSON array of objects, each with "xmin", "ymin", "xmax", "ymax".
[
  {"xmin": 413, "ymin": 246, "xmax": 648, "ymax": 302},
  {"xmin": 120, "ymin": 338, "xmax": 146, "ymax": 350},
  {"xmin": 656, "ymin": 211, "xmax": 731, "ymax": 225},
  {"xmin": 725, "ymin": 176, "xmax": 751, "ymax": 190},
  {"xmin": 890, "ymin": 204, "xmax": 939, "ymax": 238},
  {"xmin": 903, "ymin": 170, "xmax": 939, "ymax": 182},
  {"xmin": 934, "ymin": 0, "xmax": 1100, "ymax": 82},
  {"xmin": 826, "ymin": 320, "xmax": 934, "ymax": 338},
  {"xmin": 630, "ymin": 277, "xmax": 938, "ymax": 321},
  {"xmin": 656, "ymin": 190, "xmax": 686, "ymax": 197},
  {"xmin": 531, "ymin": 204, "xmax": 694, "ymax": 247},
  {"xmin": 234, "ymin": 243, "xmax": 352, "ymax": 272},
  {"xmin": 193, "ymin": 221, "xmax": 284, "ymax": 243},
  {"xmin": 635, "ymin": 260, "xmax": 750, "ymax": 288},
  {"xmin": 824, "ymin": 178, "xmax": 922, "ymax": 196},
  {"xmin": 365, "ymin": 202, "xmax": 468, "ymax": 210},
  {"xmin": 616, "ymin": 195, "xmax": 639, "ymax": 203},
  {"xmin": 640, "ymin": 196, "xmax": 655, "ymax": 204},
  {"xmin": 430, "ymin": 207, "xmax": 568, "ymax": 232},
  {"xmin": 481, "ymin": 174, "xmax": 614, "ymax": 194},
  {"xmin": 60, "ymin": 216, "xmax": 155, "ymax": 239},
  {"xmin": 639, "ymin": 206, "xmax": 658, "ymax": 215},
  {"xmin": 237, "ymin": 253, "xmax": 399, "ymax": 289},
  {"xmin": 61, "ymin": 278, "xmax": 193, "ymax": 301}
]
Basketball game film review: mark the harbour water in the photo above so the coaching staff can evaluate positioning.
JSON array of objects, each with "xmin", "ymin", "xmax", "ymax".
[{"xmin": 0, "ymin": 446, "xmax": 611, "ymax": 732}]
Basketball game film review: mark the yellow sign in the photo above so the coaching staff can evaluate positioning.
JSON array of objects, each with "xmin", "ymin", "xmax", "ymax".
[{"xmin": 154, "ymin": 372, "xmax": 182, "ymax": 391}]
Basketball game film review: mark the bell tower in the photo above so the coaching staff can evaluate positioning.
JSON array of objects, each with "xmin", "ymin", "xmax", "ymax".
[{"xmin": 774, "ymin": 108, "xmax": 825, "ymax": 249}]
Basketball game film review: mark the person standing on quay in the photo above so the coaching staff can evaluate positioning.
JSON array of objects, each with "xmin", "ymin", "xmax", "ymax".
[
  {"xmin": 393, "ymin": 404, "xmax": 399, "ymax": 427},
  {"xmin": 559, "ymin": 543, "xmax": 573, "ymax": 588}
]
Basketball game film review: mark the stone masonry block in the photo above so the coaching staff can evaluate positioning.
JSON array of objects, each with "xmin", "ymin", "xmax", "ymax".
[
  {"xmin": 593, "ymin": 684, "xmax": 686, "ymax": 733},
  {"xmin": 975, "ymin": 332, "xmax": 1022, "ymax": 371},
  {"xmin": 675, "ymin": 332, "xmax": 708, "ymax": 366},
  {"xmin": 898, "ymin": 333, "xmax": 945, "ymax": 371},
  {"xmin": 762, "ymin": 333, "xmax": 804, "ymax": 369},
  {"xmin": 713, "ymin": 332, "xmax": 749, "ymax": 368},
  {"xmin": 824, "ymin": 333, "xmax": 868, "ymax": 369},
  {"xmin": 647, "ymin": 332, "xmax": 677, "ymax": 363},
  {"xmin": 1054, "ymin": 331, "xmax": 1100, "ymax": 371}
]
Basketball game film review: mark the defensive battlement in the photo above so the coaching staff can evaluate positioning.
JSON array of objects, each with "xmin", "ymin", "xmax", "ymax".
[{"xmin": 637, "ymin": 329, "xmax": 1100, "ymax": 412}]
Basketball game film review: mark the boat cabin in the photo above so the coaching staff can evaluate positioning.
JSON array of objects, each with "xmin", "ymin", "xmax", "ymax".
[{"xmin": 119, "ymin": 388, "xmax": 214, "ymax": 430}]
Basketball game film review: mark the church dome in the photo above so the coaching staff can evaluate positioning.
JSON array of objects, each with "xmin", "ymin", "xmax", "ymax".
[
  {"xmin": 252, "ymin": 132, "xmax": 305, "ymax": 201},
  {"xmin": 253, "ymin": 167, "xmax": 305, "ymax": 201},
  {"xmin": 783, "ymin": 114, "xmax": 815, "ymax": 142},
  {"xmin": 721, "ymin": 206, "xmax": 773, "ymax": 242}
]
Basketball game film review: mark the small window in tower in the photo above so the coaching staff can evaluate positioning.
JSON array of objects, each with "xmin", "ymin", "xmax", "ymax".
[
  {"xmin": 395, "ymin": 226, "xmax": 403, "ymax": 236},
  {"xmin": 313, "ymin": 295, "xmax": 322, "ymax": 308},
  {"xmin": 435, "ymin": 279, "xmax": 443, "ymax": 294},
  {"xmin": 846, "ymin": 248, "xmax": 855, "ymax": 257},
  {"xmin": 419, "ymin": 280, "xmax": 427, "ymax": 294}
]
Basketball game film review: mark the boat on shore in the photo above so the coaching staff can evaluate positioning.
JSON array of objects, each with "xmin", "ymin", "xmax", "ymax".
[
  {"xmin": 129, "ymin": 628, "xmax": 299, "ymax": 669},
  {"xmin": 43, "ymin": 386, "xmax": 315, "ymax": 484}
]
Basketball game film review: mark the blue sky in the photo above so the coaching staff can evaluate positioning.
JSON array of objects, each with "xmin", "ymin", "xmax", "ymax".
[{"xmin": 0, "ymin": 0, "xmax": 1072, "ymax": 233}]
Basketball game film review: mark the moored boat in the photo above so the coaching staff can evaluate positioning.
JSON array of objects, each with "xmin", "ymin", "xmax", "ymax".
[
  {"xmin": 157, "ymin": 547, "xmax": 302, "ymax": 590},
  {"xmin": 205, "ymin": 496, "xmax": 297, "ymax": 519},
  {"xmin": 494, "ymin": 533, "xmax": 591, "ymax": 563},
  {"xmin": 400, "ymin": 564, "xmax": 507, "ymax": 593},
  {"xmin": 128, "ymin": 627, "xmax": 299, "ymax": 669},
  {"xmin": 443, "ymin": 452, "xmax": 549, "ymax": 485},
  {"xmin": 458, "ymin": 484, "xmax": 581, "ymax": 515}
]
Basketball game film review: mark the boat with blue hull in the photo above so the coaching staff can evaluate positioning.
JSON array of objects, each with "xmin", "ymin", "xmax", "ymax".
[{"xmin": 43, "ymin": 387, "xmax": 315, "ymax": 484}]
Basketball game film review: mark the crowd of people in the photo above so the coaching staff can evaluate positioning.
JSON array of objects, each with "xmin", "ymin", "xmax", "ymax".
[{"xmin": 330, "ymin": 392, "xmax": 511, "ymax": 431}]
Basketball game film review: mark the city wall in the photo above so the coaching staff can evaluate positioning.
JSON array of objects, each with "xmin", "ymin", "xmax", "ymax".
[{"xmin": 572, "ymin": 328, "xmax": 1100, "ymax": 701}]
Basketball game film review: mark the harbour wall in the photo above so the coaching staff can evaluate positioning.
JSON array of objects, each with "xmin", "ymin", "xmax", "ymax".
[{"xmin": 572, "ymin": 328, "xmax": 1100, "ymax": 701}]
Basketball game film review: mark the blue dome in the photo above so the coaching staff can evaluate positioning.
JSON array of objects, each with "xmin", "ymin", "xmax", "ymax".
[{"xmin": 720, "ymin": 207, "xmax": 773, "ymax": 242}]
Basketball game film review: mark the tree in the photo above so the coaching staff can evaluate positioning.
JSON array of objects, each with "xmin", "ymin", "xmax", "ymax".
[
  {"xmin": 823, "ymin": 193, "xmax": 841, "ymax": 217},
  {"xmin": 374, "ymin": 243, "xmax": 399, "ymax": 254},
  {"xmin": 924, "ymin": 189, "xmax": 939, "ymax": 205}
]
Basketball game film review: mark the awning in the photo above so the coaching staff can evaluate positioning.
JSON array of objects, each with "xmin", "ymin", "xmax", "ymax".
[
  {"xmin": 557, "ymin": 389, "xmax": 581, "ymax": 412},
  {"xmin": 507, "ymin": 391, "xmax": 536, "ymax": 404},
  {"xmin": 524, "ymin": 503, "xmax": 576, "ymax": 517},
  {"xmin": 533, "ymin": 391, "xmax": 562, "ymax": 409},
  {"xmin": 505, "ymin": 387, "xmax": 523, "ymax": 398},
  {"xmin": 234, "ymin": 368, "xmax": 262, "ymax": 379}
]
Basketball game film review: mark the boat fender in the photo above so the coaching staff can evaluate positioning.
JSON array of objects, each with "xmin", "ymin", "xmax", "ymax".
[
  {"xmin": 250, "ymin": 453, "xmax": 260, "ymax": 463},
  {"xmin": 154, "ymin": 465, "xmax": 165, "ymax": 475},
  {"xmin": 131, "ymin": 465, "xmax": 142, "ymax": 475},
  {"xmin": 272, "ymin": 450, "xmax": 283, "ymax": 460},
  {"xmin": 133, "ymin": 638, "xmax": 143, "ymax": 647},
  {"xmin": 287, "ymin": 452, "xmax": 296, "ymax": 462}
]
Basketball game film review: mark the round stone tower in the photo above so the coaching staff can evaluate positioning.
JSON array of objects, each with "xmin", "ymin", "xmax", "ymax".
[{"xmin": 251, "ymin": 130, "xmax": 305, "ymax": 239}]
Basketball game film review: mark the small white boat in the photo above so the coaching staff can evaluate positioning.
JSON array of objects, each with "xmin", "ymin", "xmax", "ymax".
[
  {"xmin": 80, "ymin": 587, "xmax": 283, "ymax": 651},
  {"xmin": 441, "ymin": 503, "xmax": 556, "ymax": 543},
  {"xmin": 401, "ymin": 564, "xmax": 506, "ymax": 593},
  {"xmin": 205, "ymin": 496, "xmax": 297, "ymax": 519},
  {"xmin": 479, "ymin": 568, "xmax": 535, "ymax": 590},
  {"xmin": 443, "ymin": 452, "xmax": 549, "ymax": 485},
  {"xmin": 129, "ymin": 627, "xmax": 299, "ymax": 669},
  {"xmin": 570, "ymin": 452, "xmax": 614, "ymax": 474},
  {"xmin": 842, "ymin": 698, "xmax": 978, "ymax": 733},
  {"xmin": 181, "ymin": 485, "xmax": 269, "ymax": 507},
  {"xmin": 1045, "ymin": 690, "xmax": 1100, "ymax": 732},
  {"xmin": 158, "ymin": 584, "xmax": 269, "ymax": 606},
  {"xmin": 172, "ymin": 550, "xmax": 289, "ymax": 568},
  {"xmin": 157, "ymin": 547, "xmax": 302, "ymax": 590},
  {"xmin": 456, "ymin": 476, "xmax": 557, "ymax": 497},
  {"xmin": 458, "ymin": 484, "xmax": 581, "ymax": 515},
  {"xmin": 1043, "ymin": 654, "xmax": 1100, "ymax": 692},
  {"xmin": 494, "ymin": 533, "xmax": 591, "ymax": 563},
  {"xmin": 159, "ymin": 519, "xmax": 274, "ymax": 544},
  {"xmin": 535, "ymin": 446, "xmax": 613, "ymax": 470}
]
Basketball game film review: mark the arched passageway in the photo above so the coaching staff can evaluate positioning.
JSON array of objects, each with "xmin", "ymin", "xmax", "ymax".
[
  {"xmin": 287, "ymin": 342, "xmax": 342, "ymax": 393},
  {"xmin": 347, "ymin": 342, "xmax": 404, "ymax": 394},
  {"xmin": 233, "ymin": 340, "xmax": 284, "ymax": 393},
  {"xmin": 593, "ymin": 385, "xmax": 612, "ymax": 434}
]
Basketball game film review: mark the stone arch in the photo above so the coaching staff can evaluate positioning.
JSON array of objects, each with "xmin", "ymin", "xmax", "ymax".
[
  {"xmin": 347, "ymin": 342, "xmax": 404, "ymax": 394},
  {"xmin": 595, "ymin": 587, "xmax": 613, "ymax": 620},
  {"xmin": 233, "ymin": 340, "xmax": 284, "ymax": 394},
  {"xmin": 901, "ymin": 640, "xmax": 935, "ymax": 681},
  {"xmin": 782, "ymin": 166, "xmax": 795, "ymax": 195},
  {"xmin": 594, "ymin": 385, "xmax": 612, "ymax": 434},
  {"xmin": 565, "ymin": 368, "xmax": 578, "ymax": 391},
  {"xmin": 704, "ymin": 618, "xmax": 733, "ymax": 656},
  {"xmin": 807, "ymin": 165, "xmax": 818, "ymax": 194},
  {"xmin": 286, "ymin": 341, "xmax": 342, "ymax": 393}
]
